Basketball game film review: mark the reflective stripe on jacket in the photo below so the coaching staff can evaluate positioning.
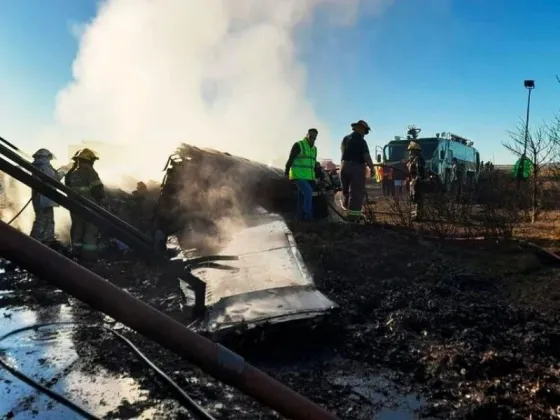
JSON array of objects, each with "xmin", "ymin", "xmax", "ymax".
[
  {"xmin": 65, "ymin": 164, "xmax": 103, "ymax": 200},
  {"xmin": 289, "ymin": 139, "xmax": 317, "ymax": 181}
]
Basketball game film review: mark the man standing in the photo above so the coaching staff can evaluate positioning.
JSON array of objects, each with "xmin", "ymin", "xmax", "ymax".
[
  {"xmin": 450, "ymin": 157, "xmax": 461, "ymax": 199},
  {"xmin": 406, "ymin": 141, "xmax": 426, "ymax": 221},
  {"xmin": 30, "ymin": 148, "xmax": 69, "ymax": 244},
  {"xmin": 285, "ymin": 128, "xmax": 318, "ymax": 221},
  {"xmin": 65, "ymin": 148, "xmax": 105, "ymax": 260},
  {"xmin": 340, "ymin": 120, "xmax": 375, "ymax": 222}
]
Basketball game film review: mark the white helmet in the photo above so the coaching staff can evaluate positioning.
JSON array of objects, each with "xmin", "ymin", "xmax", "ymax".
[{"xmin": 32, "ymin": 148, "xmax": 55, "ymax": 160}]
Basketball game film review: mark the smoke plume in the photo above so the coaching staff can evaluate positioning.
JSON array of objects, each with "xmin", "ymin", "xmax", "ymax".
[{"xmin": 48, "ymin": 0, "xmax": 392, "ymax": 182}]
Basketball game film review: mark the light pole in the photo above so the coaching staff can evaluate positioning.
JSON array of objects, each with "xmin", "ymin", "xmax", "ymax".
[
  {"xmin": 523, "ymin": 80, "xmax": 535, "ymax": 157},
  {"xmin": 518, "ymin": 79, "xmax": 535, "ymax": 186}
]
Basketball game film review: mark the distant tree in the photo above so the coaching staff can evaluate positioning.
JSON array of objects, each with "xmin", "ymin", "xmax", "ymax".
[{"xmin": 503, "ymin": 118, "xmax": 558, "ymax": 222}]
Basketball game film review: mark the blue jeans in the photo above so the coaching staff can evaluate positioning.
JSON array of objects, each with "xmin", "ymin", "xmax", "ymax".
[{"xmin": 294, "ymin": 179, "xmax": 313, "ymax": 220}]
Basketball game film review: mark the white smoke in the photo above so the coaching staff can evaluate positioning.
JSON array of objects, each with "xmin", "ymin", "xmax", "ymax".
[
  {"xmin": 0, "ymin": 174, "xmax": 71, "ymax": 242},
  {"xmin": 44, "ymin": 0, "xmax": 393, "ymax": 182}
]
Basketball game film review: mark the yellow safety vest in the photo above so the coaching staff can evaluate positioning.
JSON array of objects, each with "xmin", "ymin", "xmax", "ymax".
[{"xmin": 289, "ymin": 139, "xmax": 317, "ymax": 181}]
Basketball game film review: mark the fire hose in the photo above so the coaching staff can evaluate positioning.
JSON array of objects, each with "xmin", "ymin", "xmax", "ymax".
[
  {"xmin": 0, "ymin": 322, "xmax": 216, "ymax": 419},
  {"xmin": 6, "ymin": 197, "xmax": 32, "ymax": 225}
]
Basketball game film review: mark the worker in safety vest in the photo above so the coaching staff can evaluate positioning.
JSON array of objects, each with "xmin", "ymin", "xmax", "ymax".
[
  {"xmin": 64, "ymin": 148, "xmax": 105, "ymax": 260},
  {"xmin": 375, "ymin": 165, "xmax": 383, "ymax": 183},
  {"xmin": 340, "ymin": 120, "xmax": 374, "ymax": 222},
  {"xmin": 513, "ymin": 155, "xmax": 533, "ymax": 180},
  {"xmin": 285, "ymin": 128, "xmax": 319, "ymax": 221},
  {"xmin": 29, "ymin": 148, "xmax": 71, "ymax": 244},
  {"xmin": 406, "ymin": 141, "xmax": 426, "ymax": 221}
]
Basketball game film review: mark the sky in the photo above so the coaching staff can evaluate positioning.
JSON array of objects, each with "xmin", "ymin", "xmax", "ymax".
[{"xmin": 0, "ymin": 0, "xmax": 559, "ymax": 175}]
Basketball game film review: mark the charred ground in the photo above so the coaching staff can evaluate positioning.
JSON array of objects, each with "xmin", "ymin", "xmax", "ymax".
[{"xmin": 2, "ymin": 220, "xmax": 560, "ymax": 419}]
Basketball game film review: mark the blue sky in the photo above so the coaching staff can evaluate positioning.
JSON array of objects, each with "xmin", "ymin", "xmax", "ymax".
[
  {"xmin": 0, "ymin": 0, "xmax": 559, "ymax": 164},
  {"xmin": 304, "ymin": 0, "xmax": 560, "ymax": 163}
]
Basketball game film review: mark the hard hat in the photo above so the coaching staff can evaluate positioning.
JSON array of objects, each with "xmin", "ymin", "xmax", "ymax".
[
  {"xmin": 408, "ymin": 141, "xmax": 421, "ymax": 151},
  {"xmin": 351, "ymin": 120, "xmax": 371, "ymax": 134},
  {"xmin": 76, "ymin": 148, "xmax": 99, "ymax": 161},
  {"xmin": 32, "ymin": 148, "xmax": 55, "ymax": 160}
]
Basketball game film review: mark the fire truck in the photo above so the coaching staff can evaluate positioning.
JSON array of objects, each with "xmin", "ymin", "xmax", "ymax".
[{"xmin": 376, "ymin": 126, "xmax": 481, "ymax": 192}]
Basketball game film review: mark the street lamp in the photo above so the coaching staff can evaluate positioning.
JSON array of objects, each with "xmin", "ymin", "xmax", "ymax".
[
  {"xmin": 523, "ymin": 80, "xmax": 535, "ymax": 157},
  {"xmin": 517, "ymin": 80, "xmax": 535, "ymax": 185}
]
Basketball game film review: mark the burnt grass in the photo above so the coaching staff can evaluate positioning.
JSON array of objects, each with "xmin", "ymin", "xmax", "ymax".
[
  {"xmin": 1, "ymin": 222, "xmax": 560, "ymax": 419},
  {"xmin": 292, "ymin": 222, "xmax": 560, "ymax": 419}
]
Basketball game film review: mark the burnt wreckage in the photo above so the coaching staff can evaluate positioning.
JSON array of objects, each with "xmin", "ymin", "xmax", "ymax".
[
  {"xmin": 153, "ymin": 144, "xmax": 339, "ymax": 335},
  {"xmin": 0, "ymin": 140, "xmax": 338, "ymax": 335}
]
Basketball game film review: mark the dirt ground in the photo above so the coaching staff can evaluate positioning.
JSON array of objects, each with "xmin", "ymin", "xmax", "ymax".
[
  {"xmin": 2, "ymin": 220, "xmax": 560, "ymax": 419},
  {"xmin": 295, "ymin": 222, "xmax": 560, "ymax": 418}
]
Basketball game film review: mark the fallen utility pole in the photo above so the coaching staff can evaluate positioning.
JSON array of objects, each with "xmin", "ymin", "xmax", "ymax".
[{"xmin": 0, "ymin": 220, "xmax": 339, "ymax": 420}]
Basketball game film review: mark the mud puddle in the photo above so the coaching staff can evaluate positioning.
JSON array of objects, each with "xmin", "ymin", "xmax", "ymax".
[
  {"xmin": 326, "ymin": 359, "xmax": 431, "ymax": 420},
  {"xmin": 257, "ymin": 356, "xmax": 431, "ymax": 420},
  {"xmin": 0, "ymin": 304, "xmax": 183, "ymax": 419},
  {"xmin": 330, "ymin": 372, "xmax": 429, "ymax": 420}
]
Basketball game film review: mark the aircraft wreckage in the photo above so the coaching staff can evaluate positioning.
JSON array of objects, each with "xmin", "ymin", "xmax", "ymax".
[
  {"xmin": 154, "ymin": 144, "xmax": 341, "ymax": 336},
  {"xmin": 0, "ymin": 140, "xmax": 341, "ymax": 337}
]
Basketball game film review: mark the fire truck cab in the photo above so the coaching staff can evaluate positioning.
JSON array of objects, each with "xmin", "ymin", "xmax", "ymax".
[{"xmin": 378, "ymin": 130, "xmax": 481, "ymax": 192}]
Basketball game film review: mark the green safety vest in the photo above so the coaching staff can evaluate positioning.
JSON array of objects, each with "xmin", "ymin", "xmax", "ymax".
[
  {"xmin": 289, "ymin": 139, "xmax": 317, "ymax": 181},
  {"xmin": 512, "ymin": 157, "xmax": 533, "ymax": 179}
]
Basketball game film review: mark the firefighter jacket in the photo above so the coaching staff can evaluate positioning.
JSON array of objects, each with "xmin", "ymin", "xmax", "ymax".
[
  {"xmin": 407, "ymin": 155, "xmax": 426, "ymax": 181},
  {"xmin": 288, "ymin": 138, "xmax": 317, "ymax": 181},
  {"xmin": 31, "ymin": 155, "xmax": 64, "ymax": 209},
  {"xmin": 65, "ymin": 163, "xmax": 105, "ymax": 202}
]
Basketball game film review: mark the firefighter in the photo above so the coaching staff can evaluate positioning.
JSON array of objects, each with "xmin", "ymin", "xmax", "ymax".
[
  {"xmin": 450, "ymin": 157, "xmax": 461, "ymax": 199},
  {"xmin": 340, "ymin": 120, "xmax": 374, "ymax": 222},
  {"xmin": 285, "ymin": 128, "xmax": 319, "ymax": 221},
  {"xmin": 64, "ymin": 148, "xmax": 104, "ymax": 260},
  {"xmin": 30, "ymin": 149, "xmax": 69, "ymax": 244},
  {"xmin": 406, "ymin": 141, "xmax": 426, "ymax": 221},
  {"xmin": 131, "ymin": 181, "xmax": 150, "ymax": 232}
]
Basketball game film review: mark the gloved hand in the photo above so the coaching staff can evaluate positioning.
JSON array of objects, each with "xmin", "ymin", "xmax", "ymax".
[{"xmin": 57, "ymin": 163, "xmax": 74, "ymax": 176}]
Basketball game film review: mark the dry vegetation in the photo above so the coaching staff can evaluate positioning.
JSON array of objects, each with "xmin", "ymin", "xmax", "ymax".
[
  {"xmin": 367, "ymin": 170, "xmax": 560, "ymax": 247},
  {"xmin": 363, "ymin": 169, "xmax": 560, "ymax": 318}
]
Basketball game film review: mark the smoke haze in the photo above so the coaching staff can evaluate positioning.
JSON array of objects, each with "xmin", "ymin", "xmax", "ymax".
[{"xmin": 46, "ymin": 0, "xmax": 392, "ymax": 182}]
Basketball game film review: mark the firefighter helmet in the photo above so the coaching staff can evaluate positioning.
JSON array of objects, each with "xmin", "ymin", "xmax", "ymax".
[
  {"xmin": 76, "ymin": 148, "xmax": 99, "ymax": 161},
  {"xmin": 407, "ymin": 141, "xmax": 421, "ymax": 151},
  {"xmin": 32, "ymin": 148, "xmax": 55, "ymax": 160}
]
